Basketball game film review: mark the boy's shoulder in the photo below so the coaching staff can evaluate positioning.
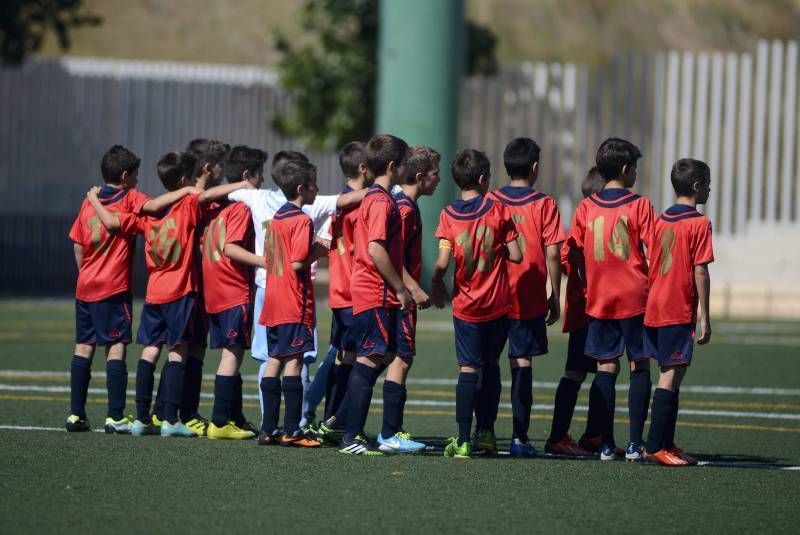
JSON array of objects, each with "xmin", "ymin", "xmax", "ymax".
[{"xmin": 490, "ymin": 185, "xmax": 549, "ymax": 206}]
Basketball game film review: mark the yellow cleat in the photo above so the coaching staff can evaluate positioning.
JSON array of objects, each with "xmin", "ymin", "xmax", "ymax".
[
  {"xmin": 207, "ymin": 421, "xmax": 256, "ymax": 440},
  {"xmin": 184, "ymin": 415, "xmax": 209, "ymax": 437},
  {"xmin": 151, "ymin": 414, "xmax": 163, "ymax": 428}
]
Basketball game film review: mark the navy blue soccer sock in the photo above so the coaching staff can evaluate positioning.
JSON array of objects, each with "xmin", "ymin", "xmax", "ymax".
[
  {"xmin": 163, "ymin": 361, "xmax": 186, "ymax": 424},
  {"xmin": 180, "ymin": 356, "xmax": 203, "ymax": 420},
  {"xmin": 323, "ymin": 360, "xmax": 337, "ymax": 418},
  {"xmin": 381, "ymin": 380, "xmax": 404, "ymax": 438},
  {"xmin": 153, "ymin": 360, "xmax": 167, "ymax": 420},
  {"xmin": 326, "ymin": 362, "xmax": 353, "ymax": 421},
  {"xmin": 510, "ymin": 366, "xmax": 532, "ymax": 442},
  {"xmin": 70, "ymin": 355, "xmax": 92, "ymax": 419},
  {"xmin": 260, "ymin": 377, "xmax": 281, "ymax": 434},
  {"xmin": 399, "ymin": 383, "xmax": 408, "ymax": 431},
  {"xmin": 343, "ymin": 362, "xmax": 382, "ymax": 443},
  {"xmin": 456, "ymin": 372, "xmax": 479, "ymax": 445},
  {"xmin": 593, "ymin": 371, "xmax": 618, "ymax": 446},
  {"xmin": 135, "ymin": 360, "xmax": 156, "ymax": 422},
  {"xmin": 212, "ymin": 374, "xmax": 236, "ymax": 428},
  {"xmin": 282, "ymin": 376, "xmax": 303, "ymax": 435},
  {"xmin": 663, "ymin": 388, "xmax": 680, "ymax": 449},
  {"xmin": 549, "ymin": 376, "xmax": 581, "ymax": 443},
  {"xmin": 231, "ymin": 373, "xmax": 245, "ymax": 425},
  {"xmin": 645, "ymin": 388, "xmax": 675, "ymax": 453},
  {"xmin": 105, "ymin": 360, "xmax": 127, "ymax": 420},
  {"xmin": 628, "ymin": 368, "xmax": 652, "ymax": 445},
  {"xmin": 475, "ymin": 363, "xmax": 501, "ymax": 433},
  {"xmin": 584, "ymin": 379, "xmax": 603, "ymax": 438}
]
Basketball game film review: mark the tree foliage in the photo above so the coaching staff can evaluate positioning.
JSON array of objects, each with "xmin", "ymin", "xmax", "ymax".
[{"xmin": 273, "ymin": 0, "xmax": 497, "ymax": 151}]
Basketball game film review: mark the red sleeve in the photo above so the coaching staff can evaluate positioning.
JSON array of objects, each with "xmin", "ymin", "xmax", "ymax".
[
  {"xmin": 434, "ymin": 210, "xmax": 450, "ymax": 241},
  {"xmin": 128, "ymin": 189, "xmax": 151, "ymax": 215},
  {"xmin": 399, "ymin": 205, "xmax": 415, "ymax": 248},
  {"xmin": 366, "ymin": 198, "xmax": 391, "ymax": 243},
  {"xmin": 224, "ymin": 204, "xmax": 251, "ymax": 245},
  {"xmin": 68, "ymin": 206, "xmax": 84, "ymax": 244},
  {"xmin": 499, "ymin": 205, "xmax": 518, "ymax": 244},
  {"xmin": 693, "ymin": 220, "xmax": 714, "ymax": 265},
  {"xmin": 117, "ymin": 213, "xmax": 141, "ymax": 237},
  {"xmin": 638, "ymin": 198, "xmax": 656, "ymax": 252},
  {"xmin": 568, "ymin": 201, "xmax": 587, "ymax": 250},
  {"xmin": 289, "ymin": 218, "xmax": 313, "ymax": 263},
  {"xmin": 541, "ymin": 197, "xmax": 566, "ymax": 246}
]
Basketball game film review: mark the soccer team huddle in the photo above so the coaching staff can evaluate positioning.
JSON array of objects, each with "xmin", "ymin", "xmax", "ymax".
[{"xmin": 67, "ymin": 133, "xmax": 713, "ymax": 465}]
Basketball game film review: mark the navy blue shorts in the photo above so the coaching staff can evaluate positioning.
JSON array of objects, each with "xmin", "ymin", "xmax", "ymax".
[
  {"xmin": 330, "ymin": 307, "xmax": 358, "ymax": 352},
  {"xmin": 507, "ymin": 315, "xmax": 548, "ymax": 358},
  {"xmin": 565, "ymin": 327, "xmax": 597, "ymax": 373},
  {"xmin": 453, "ymin": 316, "xmax": 509, "ymax": 367},
  {"xmin": 75, "ymin": 292, "xmax": 132, "ymax": 345},
  {"xmin": 209, "ymin": 303, "xmax": 253, "ymax": 350},
  {"xmin": 644, "ymin": 324, "xmax": 694, "ymax": 367},
  {"xmin": 585, "ymin": 314, "xmax": 648, "ymax": 361},
  {"xmin": 136, "ymin": 292, "xmax": 198, "ymax": 348},
  {"xmin": 395, "ymin": 308, "xmax": 417, "ymax": 358},
  {"xmin": 354, "ymin": 307, "xmax": 398, "ymax": 358},
  {"xmin": 267, "ymin": 322, "xmax": 315, "ymax": 358}
]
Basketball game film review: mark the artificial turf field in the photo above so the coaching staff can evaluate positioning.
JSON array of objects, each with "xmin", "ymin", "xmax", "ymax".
[{"xmin": 0, "ymin": 300, "xmax": 798, "ymax": 533}]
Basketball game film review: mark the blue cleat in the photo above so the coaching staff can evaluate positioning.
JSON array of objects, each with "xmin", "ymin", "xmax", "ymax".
[
  {"xmin": 131, "ymin": 419, "xmax": 159, "ymax": 436},
  {"xmin": 160, "ymin": 420, "xmax": 198, "ymax": 438},
  {"xmin": 625, "ymin": 441, "xmax": 644, "ymax": 461},
  {"xmin": 509, "ymin": 438, "xmax": 538, "ymax": 458},
  {"xmin": 377, "ymin": 432, "xmax": 426, "ymax": 453},
  {"xmin": 600, "ymin": 443, "xmax": 621, "ymax": 461}
]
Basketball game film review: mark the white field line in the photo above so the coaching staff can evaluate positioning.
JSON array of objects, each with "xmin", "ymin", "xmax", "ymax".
[
  {"xmin": 2, "ymin": 383, "xmax": 800, "ymax": 421},
  {"xmin": 1, "ymin": 370, "xmax": 799, "ymax": 397}
]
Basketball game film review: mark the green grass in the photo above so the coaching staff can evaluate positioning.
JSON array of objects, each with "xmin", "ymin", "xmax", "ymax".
[{"xmin": 1, "ymin": 300, "xmax": 799, "ymax": 533}]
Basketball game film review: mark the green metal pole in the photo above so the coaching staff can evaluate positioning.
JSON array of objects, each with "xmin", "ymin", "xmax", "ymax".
[{"xmin": 376, "ymin": 0, "xmax": 463, "ymax": 286}]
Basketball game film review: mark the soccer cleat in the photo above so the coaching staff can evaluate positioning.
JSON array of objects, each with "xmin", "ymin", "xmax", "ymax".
[
  {"xmin": 377, "ymin": 432, "xmax": 426, "ymax": 453},
  {"xmin": 578, "ymin": 434, "xmax": 601, "ymax": 453},
  {"xmin": 338, "ymin": 435, "xmax": 384, "ymax": 456},
  {"xmin": 151, "ymin": 414, "xmax": 163, "ymax": 428},
  {"xmin": 443, "ymin": 437, "xmax": 471, "ymax": 459},
  {"xmin": 235, "ymin": 420, "xmax": 259, "ymax": 435},
  {"xmin": 509, "ymin": 438, "xmax": 538, "ymax": 458},
  {"xmin": 644, "ymin": 449, "xmax": 689, "ymax": 466},
  {"xmin": 668, "ymin": 446, "xmax": 698, "ymax": 466},
  {"xmin": 472, "ymin": 430, "xmax": 497, "ymax": 455},
  {"xmin": 131, "ymin": 419, "xmax": 159, "ymax": 436},
  {"xmin": 207, "ymin": 421, "xmax": 256, "ymax": 440},
  {"xmin": 280, "ymin": 430, "xmax": 322, "ymax": 448},
  {"xmin": 600, "ymin": 444, "xmax": 622, "ymax": 461},
  {"xmin": 625, "ymin": 442, "xmax": 644, "ymax": 461},
  {"xmin": 545, "ymin": 435, "xmax": 593, "ymax": 457},
  {"xmin": 160, "ymin": 420, "xmax": 198, "ymax": 438},
  {"xmin": 104, "ymin": 416, "xmax": 133, "ymax": 434},
  {"xmin": 183, "ymin": 415, "xmax": 209, "ymax": 437},
  {"xmin": 315, "ymin": 417, "xmax": 344, "ymax": 446},
  {"xmin": 66, "ymin": 414, "xmax": 91, "ymax": 433},
  {"xmin": 257, "ymin": 431, "xmax": 281, "ymax": 446}
]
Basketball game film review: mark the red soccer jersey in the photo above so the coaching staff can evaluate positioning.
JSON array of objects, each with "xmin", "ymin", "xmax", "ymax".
[
  {"xmin": 645, "ymin": 205, "xmax": 714, "ymax": 327},
  {"xmin": 489, "ymin": 186, "xmax": 566, "ymax": 319},
  {"xmin": 435, "ymin": 195, "xmax": 518, "ymax": 323},
  {"xmin": 350, "ymin": 184, "xmax": 403, "ymax": 314},
  {"xmin": 201, "ymin": 201, "xmax": 254, "ymax": 314},
  {"xmin": 566, "ymin": 188, "xmax": 655, "ymax": 319},
  {"xmin": 69, "ymin": 186, "xmax": 150, "ymax": 302},
  {"xmin": 134, "ymin": 194, "xmax": 203, "ymax": 305},
  {"xmin": 561, "ymin": 241, "xmax": 589, "ymax": 333},
  {"xmin": 260, "ymin": 203, "xmax": 315, "ymax": 328},
  {"xmin": 328, "ymin": 186, "xmax": 359, "ymax": 309},
  {"xmin": 394, "ymin": 191, "xmax": 423, "ymax": 283}
]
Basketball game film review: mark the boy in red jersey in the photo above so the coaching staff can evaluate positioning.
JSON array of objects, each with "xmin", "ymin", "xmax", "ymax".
[
  {"xmin": 338, "ymin": 134, "xmax": 413, "ymax": 456},
  {"xmin": 257, "ymin": 160, "xmax": 326, "ymax": 447},
  {"xmin": 203, "ymin": 146, "xmax": 269, "ymax": 440},
  {"xmin": 376, "ymin": 145, "xmax": 440, "ymax": 453},
  {"xmin": 545, "ymin": 168, "xmax": 605, "ymax": 457},
  {"xmin": 643, "ymin": 159, "xmax": 713, "ymax": 466},
  {"xmin": 565, "ymin": 138, "xmax": 655, "ymax": 461},
  {"xmin": 488, "ymin": 138, "xmax": 565, "ymax": 457},
  {"xmin": 67, "ymin": 145, "xmax": 197, "ymax": 433},
  {"xmin": 88, "ymin": 151, "xmax": 252, "ymax": 437},
  {"xmin": 432, "ymin": 149, "xmax": 522, "ymax": 459}
]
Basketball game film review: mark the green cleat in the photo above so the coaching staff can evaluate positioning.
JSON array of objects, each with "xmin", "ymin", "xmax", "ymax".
[
  {"xmin": 104, "ymin": 416, "xmax": 133, "ymax": 434},
  {"xmin": 315, "ymin": 418, "xmax": 343, "ymax": 446},
  {"xmin": 160, "ymin": 420, "xmax": 198, "ymax": 438},
  {"xmin": 66, "ymin": 414, "xmax": 90, "ymax": 433},
  {"xmin": 183, "ymin": 415, "xmax": 209, "ymax": 437},
  {"xmin": 131, "ymin": 419, "xmax": 159, "ymax": 436},
  {"xmin": 444, "ymin": 437, "xmax": 472, "ymax": 459},
  {"xmin": 472, "ymin": 429, "xmax": 497, "ymax": 455},
  {"xmin": 207, "ymin": 421, "xmax": 256, "ymax": 440}
]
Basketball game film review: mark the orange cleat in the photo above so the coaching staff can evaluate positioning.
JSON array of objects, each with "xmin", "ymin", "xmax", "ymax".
[
  {"xmin": 280, "ymin": 432, "xmax": 322, "ymax": 448},
  {"xmin": 545, "ymin": 435, "xmax": 593, "ymax": 457},
  {"xmin": 669, "ymin": 446, "xmax": 698, "ymax": 465},
  {"xmin": 644, "ymin": 449, "xmax": 689, "ymax": 466}
]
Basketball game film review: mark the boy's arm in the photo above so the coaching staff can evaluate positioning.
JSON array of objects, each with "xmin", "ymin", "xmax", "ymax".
[
  {"xmin": 199, "ymin": 181, "xmax": 253, "ymax": 204},
  {"xmin": 73, "ymin": 244, "xmax": 83, "ymax": 269},
  {"xmin": 141, "ymin": 186, "xmax": 198, "ymax": 214},
  {"xmin": 336, "ymin": 189, "xmax": 368, "ymax": 209},
  {"xmin": 545, "ymin": 242, "xmax": 563, "ymax": 325},
  {"xmin": 86, "ymin": 187, "xmax": 122, "ymax": 231},
  {"xmin": 430, "ymin": 242, "xmax": 452, "ymax": 309},
  {"xmin": 368, "ymin": 240, "xmax": 413, "ymax": 310},
  {"xmin": 291, "ymin": 240, "xmax": 330, "ymax": 271},
  {"xmin": 403, "ymin": 267, "xmax": 430, "ymax": 309},
  {"xmin": 695, "ymin": 264, "xmax": 711, "ymax": 344},
  {"xmin": 223, "ymin": 243, "xmax": 266, "ymax": 269},
  {"xmin": 506, "ymin": 238, "xmax": 523, "ymax": 264}
]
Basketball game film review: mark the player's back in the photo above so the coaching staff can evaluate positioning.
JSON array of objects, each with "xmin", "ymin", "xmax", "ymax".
[
  {"xmin": 329, "ymin": 186, "xmax": 359, "ymax": 309},
  {"xmin": 435, "ymin": 195, "xmax": 517, "ymax": 322},
  {"xmin": 489, "ymin": 185, "xmax": 564, "ymax": 319},
  {"xmin": 568, "ymin": 188, "xmax": 654, "ymax": 319},
  {"xmin": 561, "ymin": 240, "xmax": 589, "ymax": 333},
  {"xmin": 645, "ymin": 205, "xmax": 714, "ymax": 327},
  {"xmin": 394, "ymin": 191, "xmax": 423, "ymax": 282}
]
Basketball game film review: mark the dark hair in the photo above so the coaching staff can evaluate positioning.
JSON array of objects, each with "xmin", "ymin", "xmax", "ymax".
[
  {"xmin": 185, "ymin": 138, "xmax": 229, "ymax": 172},
  {"xmin": 405, "ymin": 146, "xmax": 441, "ymax": 185},
  {"xmin": 581, "ymin": 166, "xmax": 605, "ymax": 198},
  {"xmin": 503, "ymin": 137, "xmax": 540, "ymax": 178},
  {"xmin": 595, "ymin": 137, "xmax": 642, "ymax": 181},
  {"xmin": 451, "ymin": 149, "xmax": 490, "ymax": 191},
  {"xmin": 100, "ymin": 145, "xmax": 141, "ymax": 184},
  {"xmin": 366, "ymin": 134, "xmax": 408, "ymax": 177},
  {"xmin": 157, "ymin": 152, "xmax": 197, "ymax": 192},
  {"xmin": 671, "ymin": 158, "xmax": 710, "ymax": 197},
  {"xmin": 338, "ymin": 141, "xmax": 367, "ymax": 178},
  {"xmin": 274, "ymin": 160, "xmax": 317, "ymax": 200},
  {"xmin": 271, "ymin": 150, "xmax": 309, "ymax": 181},
  {"xmin": 224, "ymin": 145, "xmax": 268, "ymax": 183}
]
